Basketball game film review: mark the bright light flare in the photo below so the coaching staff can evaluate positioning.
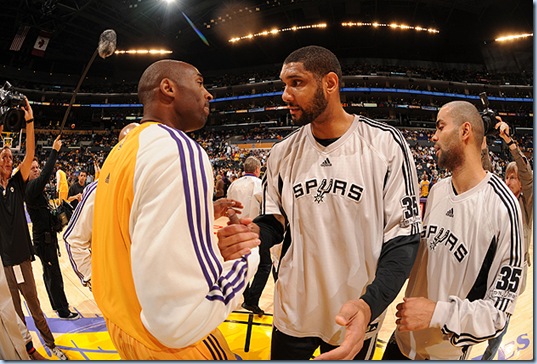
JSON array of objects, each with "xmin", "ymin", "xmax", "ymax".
[
  {"xmin": 115, "ymin": 49, "xmax": 173, "ymax": 55},
  {"xmin": 342, "ymin": 21, "xmax": 439, "ymax": 33},
  {"xmin": 495, "ymin": 33, "xmax": 533, "ymax": 42},
  {"xmin": 229, "ymin": 23, "xmax": 327, "ymax": 43}
]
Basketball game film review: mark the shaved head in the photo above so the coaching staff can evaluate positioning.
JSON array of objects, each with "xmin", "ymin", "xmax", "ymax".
[
  {"xmin": 439, "ymin": 101, "xmax": 484, "ymax": 146},
  {"xmin": 137, "ymin": 59, "xmax": 191, "ymax": 105}
]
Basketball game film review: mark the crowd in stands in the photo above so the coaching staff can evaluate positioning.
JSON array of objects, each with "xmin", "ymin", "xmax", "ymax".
[
  {"xmin": 13, "ymin": 61, "xmax": 533, "ymax": 95},
  {"xmin": 9, "ymin": 125, "xmax": 532, "ymax": 203}
]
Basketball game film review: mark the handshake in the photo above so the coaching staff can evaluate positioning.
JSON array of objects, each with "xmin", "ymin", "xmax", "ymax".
[{"xmin": 213, "ymin": 198, "xmax": 260, "ymax": 261}]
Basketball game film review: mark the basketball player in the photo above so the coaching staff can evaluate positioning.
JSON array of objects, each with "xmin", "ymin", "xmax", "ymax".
[
  {"xmin": 253, "ymin": 46, "xmax": 422, "ymax": 360},
  {"xmin": 91, "ymin": 60, "xmax": 260, "ymax": 360},
  {"xmin": 382, "ymin": 101, "xmax": 525, "ymax": 360},
  {"xmin": 63, "ymin": 123, "xmax": 140, "ymax": 289},
  {"xmin": 64, "ymin": 122, "xmax": 245, "ymax": 290}
]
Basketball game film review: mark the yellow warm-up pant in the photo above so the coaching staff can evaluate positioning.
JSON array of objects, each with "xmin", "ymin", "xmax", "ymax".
[{"xmin": 106, "ymin": 319, "xmax": 237, "ymax": 360}]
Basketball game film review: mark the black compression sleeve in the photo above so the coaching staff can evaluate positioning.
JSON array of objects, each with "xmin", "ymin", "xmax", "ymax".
[
  {"xmin": 252, "ymin": 214, "xmax": 285, "ymax": 250},
  {"xmin": 360, "ymin": 233, "xmax": 420, "ymax": 321}
]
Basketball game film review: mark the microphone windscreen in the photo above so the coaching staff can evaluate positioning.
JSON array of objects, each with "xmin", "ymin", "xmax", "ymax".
[{"xmin": 98, "ymin": 29, "xmax": 117, "ymax": 59}]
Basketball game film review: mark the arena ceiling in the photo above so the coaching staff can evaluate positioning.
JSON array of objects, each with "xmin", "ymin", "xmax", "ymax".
[{"xmin": 0, "ymin": 0, "xmax": 533, "ymax": 80}]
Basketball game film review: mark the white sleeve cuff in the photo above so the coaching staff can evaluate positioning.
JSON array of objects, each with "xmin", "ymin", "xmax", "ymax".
[{"xmin": 430, "ymin": 300, "xmax": 451, "ymax": 328}]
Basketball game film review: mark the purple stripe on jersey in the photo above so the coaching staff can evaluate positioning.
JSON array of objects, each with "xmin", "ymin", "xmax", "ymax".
[
  {"xmin": 172, "ymin": 128, "xmax": 223, "ymax": 281},
  {"xmin": 64, "ymin": 241, "xmax": 86, "ymax": 285},
  {"xmin": 159, "ymin": 124, "xmax": 218, "ymax": 287},
  {"xmin": 207, "ymin": 256, "xmax": 250, "ymax": 303},
  {"xmin": 160, "ymin": 124, "xmax": 251, "ymax": 303},
  {"xmin": 63, "ymin": 181, "xmax": 97, "ymax": 239}
]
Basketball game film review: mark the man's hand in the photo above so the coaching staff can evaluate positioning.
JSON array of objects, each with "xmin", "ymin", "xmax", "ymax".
[
  {"xmin": 314, "ymin": 298, "xmax": 371, "ymax": 360},
  {"xmin": 217, "ymin": 223, "xmax": 259, "ymax": 261},
  {"xmin": 213, "ymin": 198, "xmax": 243, "ymax": 220},
  {"xmin": 52, "ymin": 135, "xmax": 62, "ymax": 152},
  {"xmin": 22, "ymin": 97, "xmax": 34, "ymax": 121},
  {"xmin": 395, "ymin": 297, "xmax": 436, "ymax": 332},
  {"xmin": 494, "ymin": 117, "xmax": 510, "ymax": 140}
]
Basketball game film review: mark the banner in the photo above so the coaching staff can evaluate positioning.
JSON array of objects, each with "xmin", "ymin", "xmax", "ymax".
[
  {"xmin": 9, "ymin": 25, "xmax": 30, "ymax": 51},
  {"xmin": 32, "ymin": 31, "xmax": 52, "ymax": 57}
]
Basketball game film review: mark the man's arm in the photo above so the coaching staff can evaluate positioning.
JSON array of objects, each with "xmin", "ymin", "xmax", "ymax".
[
  {"xmin": 26, "ymin": 135, "xmax": 61, "ymax": 200},
  {"xmin": 63, "ymin": 181, "xmax": 97, "ymax": 287},
  {"xmin": 18, "ymin": 98, "xmax": 35, "ymax": 181}
]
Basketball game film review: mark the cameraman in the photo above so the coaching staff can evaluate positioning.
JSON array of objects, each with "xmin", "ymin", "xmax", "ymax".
[
  {"xmin": 0, "ymin": 98, "xmax": 68, "ymax": 359},
  {"xmin": 25, "ymin": 134, "xmax": 79, "ymax": 320}
]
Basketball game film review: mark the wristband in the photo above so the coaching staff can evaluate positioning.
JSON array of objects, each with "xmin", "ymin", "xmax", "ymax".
[
  {"xmin": 506, "ymin": 139, "xmax": 516, "ymax": 146},
  {"xmin": 26, "ymin": 118, "xmax": 34, "ymax": 124}
]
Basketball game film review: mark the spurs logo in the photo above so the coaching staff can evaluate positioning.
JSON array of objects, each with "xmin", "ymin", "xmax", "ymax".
[
  {"xmin": 429, "ymin": 227, "xmax": 449, "ymax": 251},
  {"xmin": 423, "ymin": 224, "xmax": 469, "ymax": 262},
  {"xmin": 314, "ymin": 178, "xmax": 333, "ymax": 203}
]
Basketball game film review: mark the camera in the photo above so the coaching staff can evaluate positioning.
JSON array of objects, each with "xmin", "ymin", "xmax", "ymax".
[
  {"xmin": 0, "ymin": 81, "xmax": 26, "ymax": 133},
  {"xmin": 479, "ymin": 92, "xmax": 499, "ymax": 137}
]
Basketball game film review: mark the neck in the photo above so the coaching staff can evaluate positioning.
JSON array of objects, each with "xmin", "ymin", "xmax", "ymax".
[
  {"xmin": 311, "ymin": 107, "xmax": 354, "ymax": 139},
  {"xmin": 451, "ymin": 160, "xmax": 487, "ymax": 194}
]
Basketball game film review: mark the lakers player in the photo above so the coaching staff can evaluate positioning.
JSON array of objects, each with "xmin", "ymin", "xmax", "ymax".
[{"xmin": 91, "ymin": 60, "xmax": 260, "ymax": 359}]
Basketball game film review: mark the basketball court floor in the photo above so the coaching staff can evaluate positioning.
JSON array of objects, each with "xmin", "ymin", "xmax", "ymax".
[{"xmin": 23, "ymin": 217, "xmax": 533, "ymax": 360}]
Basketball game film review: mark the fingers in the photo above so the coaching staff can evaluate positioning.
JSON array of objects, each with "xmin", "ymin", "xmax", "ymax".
[
  {"xmin": 226, "ymin": 208, "xmax": 240, "ymax": 224},
  {"xmin": 217, "ymin": 224, "xmax": 260, "ymax": 261}
]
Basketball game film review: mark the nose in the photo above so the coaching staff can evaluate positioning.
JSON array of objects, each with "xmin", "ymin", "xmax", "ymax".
[
  {"xmin": 282, "ymin": 86, "xmax": 293, "ymax": 104},
  {"xmin": 205, "ymin": 89, "xmax": 213, "ymax": 101},
  {"xmin": 431, "ymin": 132, "xmax": 438, "ymax": 142}
]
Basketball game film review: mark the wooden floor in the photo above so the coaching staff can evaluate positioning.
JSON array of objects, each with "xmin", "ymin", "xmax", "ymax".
[{"xmin": 24, "ymin": 217, "xmax": 533, "ymax": 360}]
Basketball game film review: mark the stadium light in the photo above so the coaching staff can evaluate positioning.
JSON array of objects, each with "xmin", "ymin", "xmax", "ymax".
[
  {"xmin": 495, "ymin": 33, "xmax": 533, "ymax": 42},
  {"xmin": 342, "ymin": 21, "xmax": 439, "ymax": 34},
  {"xmin": 115, "ymin": 49, "xmax": 173, "ymax": 55},
  {"xmin": 229, "ymin": 23, "xmax": 327, "ymax": 43}
]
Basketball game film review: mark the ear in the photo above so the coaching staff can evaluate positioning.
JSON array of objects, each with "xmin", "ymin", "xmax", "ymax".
[
  {"xmin": 159, "ymin": 78, "xmax": 174, "ymax": 97},
  {"xmin": 460, "ymin": 121, "xmax": 472, "ymax": 141},
  {"xmin": 324, "ymin": 72, "xmax": 339, "ymax": 94}
]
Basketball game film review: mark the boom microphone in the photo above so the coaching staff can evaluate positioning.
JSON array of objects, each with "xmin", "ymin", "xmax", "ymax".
[
  {"xmin": 59, "ymin": 29, "xmax": 117, "ymax": 134},
  {"xmin": 98, "ymin": 29, "xmax": 117, "ymax": 59}
]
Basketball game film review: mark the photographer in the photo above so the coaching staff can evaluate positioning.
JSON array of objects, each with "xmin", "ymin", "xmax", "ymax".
[
  {"xmin": 25, "ymin": 134, "xmax": 79, "ymax": 320},
  {"xmin": 0, "ymin": 97, "xmax": 68, "ymax": 360},
  {"xmin": 480, "ymin": 118, "xmax": 533, "ymax": 360}
]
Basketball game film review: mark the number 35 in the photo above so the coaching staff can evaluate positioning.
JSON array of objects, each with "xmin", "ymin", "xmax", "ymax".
[{"xmin": 496, "ymin": 266, "xmax": 523, "ymax": 292}]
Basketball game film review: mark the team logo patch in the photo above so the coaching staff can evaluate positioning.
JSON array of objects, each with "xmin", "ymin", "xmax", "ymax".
[{"xmin": 314, "ymin": 178, "xmax": 333, "ymax": 203}]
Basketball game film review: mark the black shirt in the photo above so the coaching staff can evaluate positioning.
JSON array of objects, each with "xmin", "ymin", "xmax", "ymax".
[
  {"xmin": 26, "ymin": 149, "xmax": 58, "ymax": 242},
  {"xmin": 0, "ymin": 171, "xmax": 34, "ymax": 266},
  {"xmin": 68, "ymin": 180, "xmax": 86, "ymax": 209}
]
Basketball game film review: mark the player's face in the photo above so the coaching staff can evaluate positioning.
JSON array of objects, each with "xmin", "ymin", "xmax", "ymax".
[
  {"xmin": 172, "ymin": 64, "xmax": 213, "ymax": 132},
  {"xmin": 0, "ymin": 148, "xmax": 13, "ymax": 179},
  {"xmin": 505, "ymin": 171, "xmax": 522, "ymax": 197},
  {"xmin": 431, "ymin": 109, "xmax": 464, "ymax": 171},
  {"xmin": 280, "ymin": 62, "xmax": 328, "ymax": 126},
  {"xmin": 29, "ymin": 160, "xmax": 40, "ymax": 180}
]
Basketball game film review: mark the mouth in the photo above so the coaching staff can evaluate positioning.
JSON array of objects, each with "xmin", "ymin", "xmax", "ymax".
[{"xmin": 287, "ymin": 105, "xmax": 301, "ymax": 117}]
